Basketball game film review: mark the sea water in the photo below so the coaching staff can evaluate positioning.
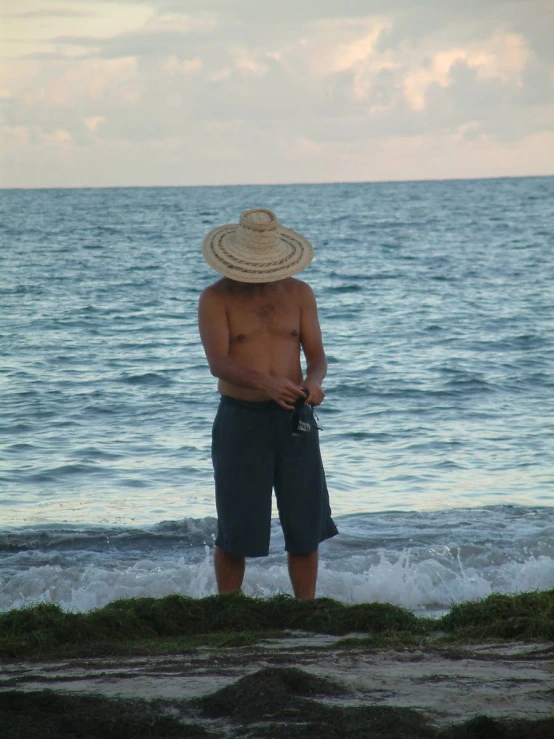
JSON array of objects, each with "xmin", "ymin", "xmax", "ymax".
[{"xmin": 1, "ymin": 177, "xmax": 553, "ymax": 614}]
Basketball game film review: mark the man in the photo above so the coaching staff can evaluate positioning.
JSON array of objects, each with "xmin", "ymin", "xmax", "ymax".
[{"xmin": 198, "ymin": 208, "xmax": 337, "ymax": 599}]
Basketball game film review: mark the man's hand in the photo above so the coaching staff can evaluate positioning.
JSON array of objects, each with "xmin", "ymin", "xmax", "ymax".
[
  {"xmin": 303, "ymin": 379, "xmax": 325, "ymax": 407},
  {"xmin": 263, "ymin": 376, "xmax": 307, "ymax": 410}
]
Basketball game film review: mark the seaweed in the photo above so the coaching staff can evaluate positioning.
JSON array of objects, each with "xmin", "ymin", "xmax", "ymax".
[{"xmin": 1, "ymin": 589, "xmax": 552, "ymax": 660}]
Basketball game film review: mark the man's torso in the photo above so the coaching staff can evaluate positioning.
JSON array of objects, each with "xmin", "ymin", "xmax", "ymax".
[{"xmin": 209, "ymin": 277, "xmax": 304, "ymax": 401}]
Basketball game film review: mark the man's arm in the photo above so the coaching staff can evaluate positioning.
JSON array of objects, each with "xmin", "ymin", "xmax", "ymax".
[
  {"xmin": 299, "ymin": 283, "xmax": 327, "ymax": 406},
  {"xmin": 198, "ymin": 287, "xmax": 306, "ymax": 409}
]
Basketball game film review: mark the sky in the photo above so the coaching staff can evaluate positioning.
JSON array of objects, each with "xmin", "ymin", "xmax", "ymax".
[{"xmin": 1, "ymin": 0, "xmax": 553, "ymax": 188}]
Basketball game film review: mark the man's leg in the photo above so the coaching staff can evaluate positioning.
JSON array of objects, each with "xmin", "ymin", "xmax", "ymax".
[
  {"xmin": 214, "ymin": 545, "xmax": 245, "ymax": 593},
  {"xmin": 288, "ymin": 550, "xmax": 318, "ymax": 599}
]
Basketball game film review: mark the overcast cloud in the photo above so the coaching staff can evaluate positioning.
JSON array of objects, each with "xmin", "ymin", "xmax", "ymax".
[{"xmin": 1, "ymin": 0, "xmax": 553, "ymax": 187}]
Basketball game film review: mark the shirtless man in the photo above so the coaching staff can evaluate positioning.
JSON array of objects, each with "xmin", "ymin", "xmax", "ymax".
[{"xmin": 198, "ymin": 208, "xmax": 338, "ymax": 599}]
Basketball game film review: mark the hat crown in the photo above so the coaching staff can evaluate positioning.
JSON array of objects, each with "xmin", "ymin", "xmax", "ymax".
[
  {"xmin": 239, "ymin": 208, "xmax": 278, "ymax": 232},
  {"xmin": 236, "ymin": 209, "xmax": 279, "ymax": 252}
]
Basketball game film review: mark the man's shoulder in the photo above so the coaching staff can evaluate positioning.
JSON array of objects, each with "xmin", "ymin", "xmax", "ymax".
[
  {"xmin": 287, "ymin": 277, "xmax": 313, "ymax": 293},
  {"xmin": 198, "ymin": 280, "xmax": 228, "ymax": 313},
  {"xmin": 287, "ymin": 277, "xmax": 316, "ymax": 301},
  {"xmin": 200, "ymin": 279, "xmax": 226, "ymax": 298}
]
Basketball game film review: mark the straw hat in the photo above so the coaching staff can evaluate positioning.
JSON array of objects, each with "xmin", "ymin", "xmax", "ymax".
[{"xmin": 202, "ymin": 208, "xmax": 313, "ymax": 283}]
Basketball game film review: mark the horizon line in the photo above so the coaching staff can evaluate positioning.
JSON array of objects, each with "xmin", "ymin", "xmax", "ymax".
[{"xmin": 1, "ymin": 172, "xmax": 553, "ymax": 192}]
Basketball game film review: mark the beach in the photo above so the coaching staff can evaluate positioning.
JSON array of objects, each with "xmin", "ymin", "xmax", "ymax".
[
  {"xmin": 3, "ymin": 638, "xmax": 553, "ymax": 737},
  {"xmin": 1, "ymin": 591, "xmax": 553, "ymax": 737}
]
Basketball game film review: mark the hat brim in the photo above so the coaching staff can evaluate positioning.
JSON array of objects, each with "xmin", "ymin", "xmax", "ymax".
[{"xmin": 202, "ymin": 224, "xmax": 313, "ymax": 283}]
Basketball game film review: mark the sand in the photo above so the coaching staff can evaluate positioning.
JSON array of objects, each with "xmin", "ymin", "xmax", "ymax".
[{"xmin": 1, "ymin": 633, "xmax": 553, "ymax": 734}]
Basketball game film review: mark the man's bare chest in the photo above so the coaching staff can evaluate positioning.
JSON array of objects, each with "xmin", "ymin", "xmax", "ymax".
[{"xmin": 226, "ymin": 298, "xmax": 300, "ymax": 343}]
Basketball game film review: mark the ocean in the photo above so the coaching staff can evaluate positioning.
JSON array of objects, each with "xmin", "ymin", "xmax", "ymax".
[{"xmin": 1, "ymin": 176, "xmax": 553, "ymax": 615}]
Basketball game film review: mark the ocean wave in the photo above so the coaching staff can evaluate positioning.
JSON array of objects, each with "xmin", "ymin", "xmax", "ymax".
[
  {"xmin": 0, "ymin": 517, "xmax": 218, "ymax": 554},
  {"xmin": 1, "ymin": 508, "xmax": 553, "ymax": 614},
  {"xmin": 1, "ymin": 547, "xmax": 552, "ymax": 615},
  {"xmin": 117, "ymin": 372, "xmax": 174, "ymax": 386},
  {"xmin": 326, "ymin": 285, "xmax": 364, "ymax": 293},
  {"xmin": 29, "ymin": 463, "xmax": 105, "ymax": 481}
]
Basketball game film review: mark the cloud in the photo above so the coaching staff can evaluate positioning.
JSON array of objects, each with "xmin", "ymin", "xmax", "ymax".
[
  {"xmin": 4, "ymin": 8, "xmax": 96, "ymax": 18},
  {"xmin": 41, "ymin": 127, "xmax": 73, "ymax": 144},
  {"xmin": 401, "ymin": 33, "xmax": 531, "ymax": 111},
  {"xmin": 84, "ymin": 115, "xmax": 106, "ymax": 131},
  {"xmin": 162, "ymin": 56, "xmax": 203, "ymax": 75},
  {"xmin": 46, "ymin": 27, "xmax": 215, "ymax": 60},
  {"xmin": 231, "ymin": 48, "xmax": 268, "ymax": 77}
]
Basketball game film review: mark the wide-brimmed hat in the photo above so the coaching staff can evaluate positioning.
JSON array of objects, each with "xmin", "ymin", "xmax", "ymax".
[{"xmin": 202, "ymin": 208, "xmax": 313, "ymax": 283}]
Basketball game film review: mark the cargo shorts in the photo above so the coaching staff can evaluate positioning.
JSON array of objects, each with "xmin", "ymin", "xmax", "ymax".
[{"xmin": 211, "ymin": 395, "xmax": 338, "ymax": 557}]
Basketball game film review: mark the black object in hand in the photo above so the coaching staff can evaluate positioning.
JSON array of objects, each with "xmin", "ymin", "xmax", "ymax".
[
  {"xmin": 292, "ymin": 389, "xmax": 310, "ymax": 436},
  {"xmin": 293, "ymin": 389, "xmax": 308, "ymax": 410}
]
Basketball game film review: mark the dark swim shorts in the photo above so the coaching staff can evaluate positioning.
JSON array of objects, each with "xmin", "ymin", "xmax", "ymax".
[{"xmin": 211, "ymin": 395, "xmax": 338, "ymax": 557}]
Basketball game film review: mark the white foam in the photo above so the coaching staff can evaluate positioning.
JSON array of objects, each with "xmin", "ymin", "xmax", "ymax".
[{"xmin": 2, "ymin": 545, "xmax": 553, "ymax": 614}]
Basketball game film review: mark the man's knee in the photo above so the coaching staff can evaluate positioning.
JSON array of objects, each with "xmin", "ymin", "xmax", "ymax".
[{"xmin": 215, "ymin": 546, "xmax": 245, "ymax": 563}]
